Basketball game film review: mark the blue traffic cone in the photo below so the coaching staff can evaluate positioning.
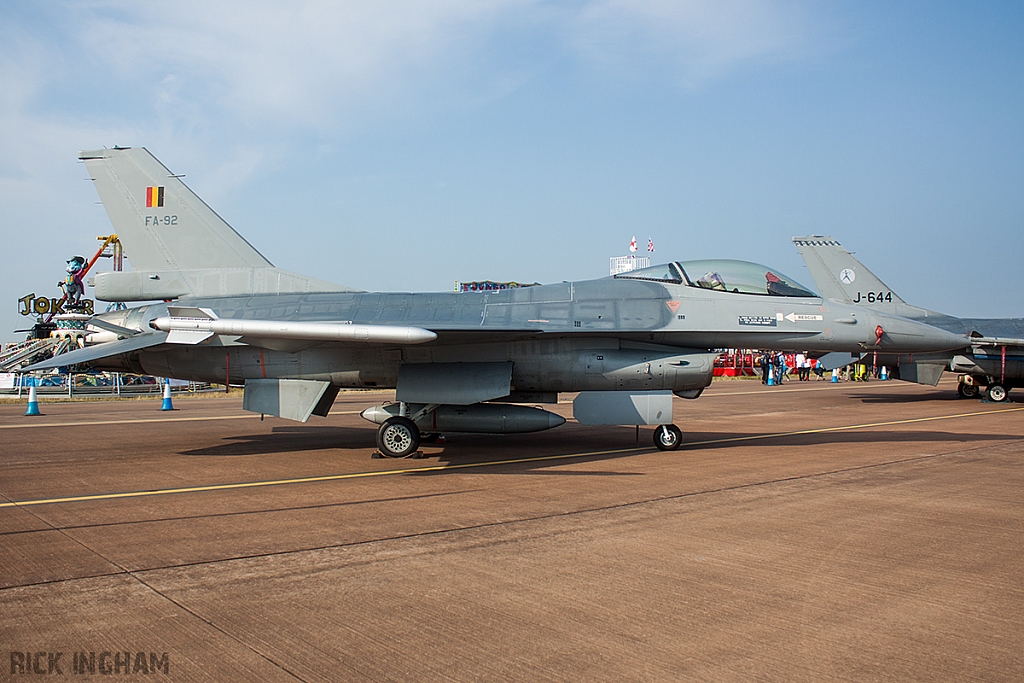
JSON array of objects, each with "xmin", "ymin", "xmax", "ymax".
[
  {"xmin": 767, "ymin": 367, "xmax": 775, "ymax": 386},
  {"xmin": 161, "ymin": 381, "xmax": 175, "ymax": 411},
  {"xmin": 831, "ymin": 369, "xmax": 839, "ymax": 383},
  {"xmin": 880, "ymin": 366, "xmax": 889, "ymax": 380},
  {"xmin": 25, "ymin": 385, "xmax": 41, "ymax": 416}
]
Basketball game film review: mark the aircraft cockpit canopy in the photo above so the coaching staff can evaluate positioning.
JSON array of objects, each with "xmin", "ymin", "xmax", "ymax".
[{"xmin": 616, "ymin": 259, "xmax": 816, "ymax": 297}]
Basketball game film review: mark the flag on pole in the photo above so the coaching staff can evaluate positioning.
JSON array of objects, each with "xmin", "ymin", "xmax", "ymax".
[
  {"xmin": 648, "ymin": 238, "xmax": 654, "ymax": 253},
  {"xmin": 629, "ymin": 236, "xmax": 637, "ymax": 252}
]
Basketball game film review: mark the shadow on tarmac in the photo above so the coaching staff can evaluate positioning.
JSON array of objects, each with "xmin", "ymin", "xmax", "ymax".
[
  {"xmin": 179, "ymin": 422, "xmax": 1018, "ymax": 475},
  {"xmin": 417, "ymin": 428, "xmax": 1017, "ymax": 473},
  {"xmin": 179, "ymin": 426, "xmax": 376, "ymax": 457}
]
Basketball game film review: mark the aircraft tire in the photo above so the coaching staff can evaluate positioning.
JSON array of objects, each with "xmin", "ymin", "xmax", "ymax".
[
  {"xmin": 376, "ymin": 416, "xmax": 420, "ymax": 457},
  {"xmin": 986, "ymin": 384, "xmax": 1008, "ymax": 403},
  {"xmin": 957, "ymin": 383, "xmax": 979, "ymax": 399},
  {"xmin": 653, "ymin": 424, "xmax": 683, "ymax": 451}
]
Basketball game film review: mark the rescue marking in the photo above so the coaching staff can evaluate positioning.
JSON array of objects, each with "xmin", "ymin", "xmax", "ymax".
[{"xmin": 1, "ymin": 406, "xmax": 1020, "ymax": 509}]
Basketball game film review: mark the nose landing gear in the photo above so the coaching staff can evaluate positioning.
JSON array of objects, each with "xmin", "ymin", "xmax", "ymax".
[{"xmin": 653, "ymin": 424, "xmax": 683, "ymax": 450}]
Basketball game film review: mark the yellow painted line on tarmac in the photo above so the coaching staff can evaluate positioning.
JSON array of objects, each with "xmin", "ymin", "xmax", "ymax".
[
  {"xmin": 0, "ymin": 414, "xmax": 261, "ymax": 430},
  {"xmin": 0, "ymin": 409, "xmax": 369, "ymax": 430},
  {"xmin": 0, "ymin": 445, "xmax": 649, "ymax": 509},
  {"xmin": 679, "ymin": 405, "xmax": 1024, "ymax": 448},
  {"xmin": 1, "ymin": 405, "xmax": 1021, "ymax": 510},
  {"xmin": 708, "ymin": 382, "xmax": 905, "ymax": 397}
]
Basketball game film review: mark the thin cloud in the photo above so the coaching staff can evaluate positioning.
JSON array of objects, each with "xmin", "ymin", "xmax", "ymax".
[
  {"xmin": 38, "ymin": 1, "xmax": 823, "ymax": 136},
  {"xmin": 76, "ymin": 0, "xmax": 535, "ymax": 131},
  {"xmin": 569, "ymin": 0, "xmax": 814, "ymax": 84}
]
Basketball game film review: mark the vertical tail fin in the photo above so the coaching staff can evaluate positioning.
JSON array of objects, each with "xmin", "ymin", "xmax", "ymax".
[
  {"xmin": 79, "ymin": 147, "xmax": 355, "ymax": 300},
  {"xmin": 791, "ymin": 236, "xmax": 905, "ymax": 305},
  {"xmin": 80, "ymin": 147, "xmax": 274, "ymax": 271}
]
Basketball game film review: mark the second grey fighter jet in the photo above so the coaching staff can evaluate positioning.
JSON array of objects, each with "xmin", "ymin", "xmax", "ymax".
[
  {"xmin": 25, "ymin": 149, "xmax": 972, "ymax": 455},
  {"xmin": 794, "ymin": 236, "xmax": 1024, "ymax": 402}
]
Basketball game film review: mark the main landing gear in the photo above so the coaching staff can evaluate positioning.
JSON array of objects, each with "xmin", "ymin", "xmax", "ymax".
[
  {"xmin": 956, "ymin": 376, "xmax": 1011, "ymax": 403},
  {"xmin": 376, "ymin": 416, "xmax": 421, "ymax": 458},
  {"xmin": 653, "ymin": 424, "xmax": 683, "ymax": 451},
  {"xmin": 956, "ymin": 383, "xmax": 979, "ymax": 399}
]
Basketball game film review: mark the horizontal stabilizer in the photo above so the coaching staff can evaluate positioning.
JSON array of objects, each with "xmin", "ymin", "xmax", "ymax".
[
  {"xmin": 150, "ymin": 316, "xmax": 437, "ymax": 345},
  {"xmin": 21, "ymin": 333, "xmax": 168, "ymax": 371}
]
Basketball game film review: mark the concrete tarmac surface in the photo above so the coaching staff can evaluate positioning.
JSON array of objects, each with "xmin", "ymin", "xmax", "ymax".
[{"xmin": 1, "ymin": 378, "xmax": 1022, "ymax": 681}]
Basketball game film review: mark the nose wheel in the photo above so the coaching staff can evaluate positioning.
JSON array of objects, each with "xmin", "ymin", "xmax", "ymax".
[
  {"xmin": 376, "ymin": 416, "xmax": 421, "ymax": 457},
  {"xmin": 985, "ymin": 384, "xmax": 1009, "ymax": 403},
  {"xmin": 653, "ymin": 424, "xmax": 683, "ymax": 451}
]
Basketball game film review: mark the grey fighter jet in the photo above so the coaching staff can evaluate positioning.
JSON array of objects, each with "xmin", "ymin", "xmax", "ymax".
[
  {"xmin": 794, "ymin": 236, "xmax": 1024, "ymax": 402},
  {"xmin": 24, "ymin": 149, "xmax": 971, "ymax": 456}
]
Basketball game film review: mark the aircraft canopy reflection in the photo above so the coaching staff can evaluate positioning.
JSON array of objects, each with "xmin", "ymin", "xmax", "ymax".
[{"xmin": 617, "ymin": 259, "xmax": 817, "ymax": 298}]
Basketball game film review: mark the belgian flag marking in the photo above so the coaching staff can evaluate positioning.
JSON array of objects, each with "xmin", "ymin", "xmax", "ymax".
[{"xmin": 146, "ymin": 186, "xmax": 165, "ymax": 208}]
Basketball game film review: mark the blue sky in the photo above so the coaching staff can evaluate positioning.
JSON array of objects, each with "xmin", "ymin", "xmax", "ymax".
[{"xmin": 2, "ymin": 1, "xmax": 1022, "ymax": 339}]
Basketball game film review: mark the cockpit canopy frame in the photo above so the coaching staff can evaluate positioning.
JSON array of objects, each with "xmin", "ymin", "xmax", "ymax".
[{"xmin": 615, "ymin": 259, "xmax": 817, "ymax": 298}]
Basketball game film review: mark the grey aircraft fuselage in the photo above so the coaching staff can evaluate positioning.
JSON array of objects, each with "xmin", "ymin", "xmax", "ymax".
[{"xmin": 90, "ymin": 268, "xmax": 968, "ymax": 395}]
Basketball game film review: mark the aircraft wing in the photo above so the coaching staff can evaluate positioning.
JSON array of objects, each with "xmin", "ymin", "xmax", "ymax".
[
  {"xmin": 21, "ymin": 332, "xmax": 170, "ymax": 372},
  {"xmin": 21, "ymin": 317, "xmax": 441, "ymax": 372}
]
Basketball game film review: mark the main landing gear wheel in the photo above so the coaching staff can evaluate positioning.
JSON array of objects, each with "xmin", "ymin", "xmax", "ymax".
[
  {"xmin": 653, "ymin": 424, "xmax": 683, "ymax": 451},
  {"xmin": 957, "ymin": 383, "xmax": 980, "ymax": 399},
  {"xmin": 986, "ymin": 384, "xmax": 1008, "ymax": 403},
  {"xmin": 376, "ymin": 416, "xmax": 420, "ymax": 457}
]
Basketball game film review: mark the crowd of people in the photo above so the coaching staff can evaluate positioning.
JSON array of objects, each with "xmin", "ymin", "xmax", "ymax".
[
  {"xmin": 754, "ymin": 351, "xmax": 886, "ymax": 385},
  {"xmin": 758, "ymin": 351, "xmax": 816, "ymax": 384}
]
